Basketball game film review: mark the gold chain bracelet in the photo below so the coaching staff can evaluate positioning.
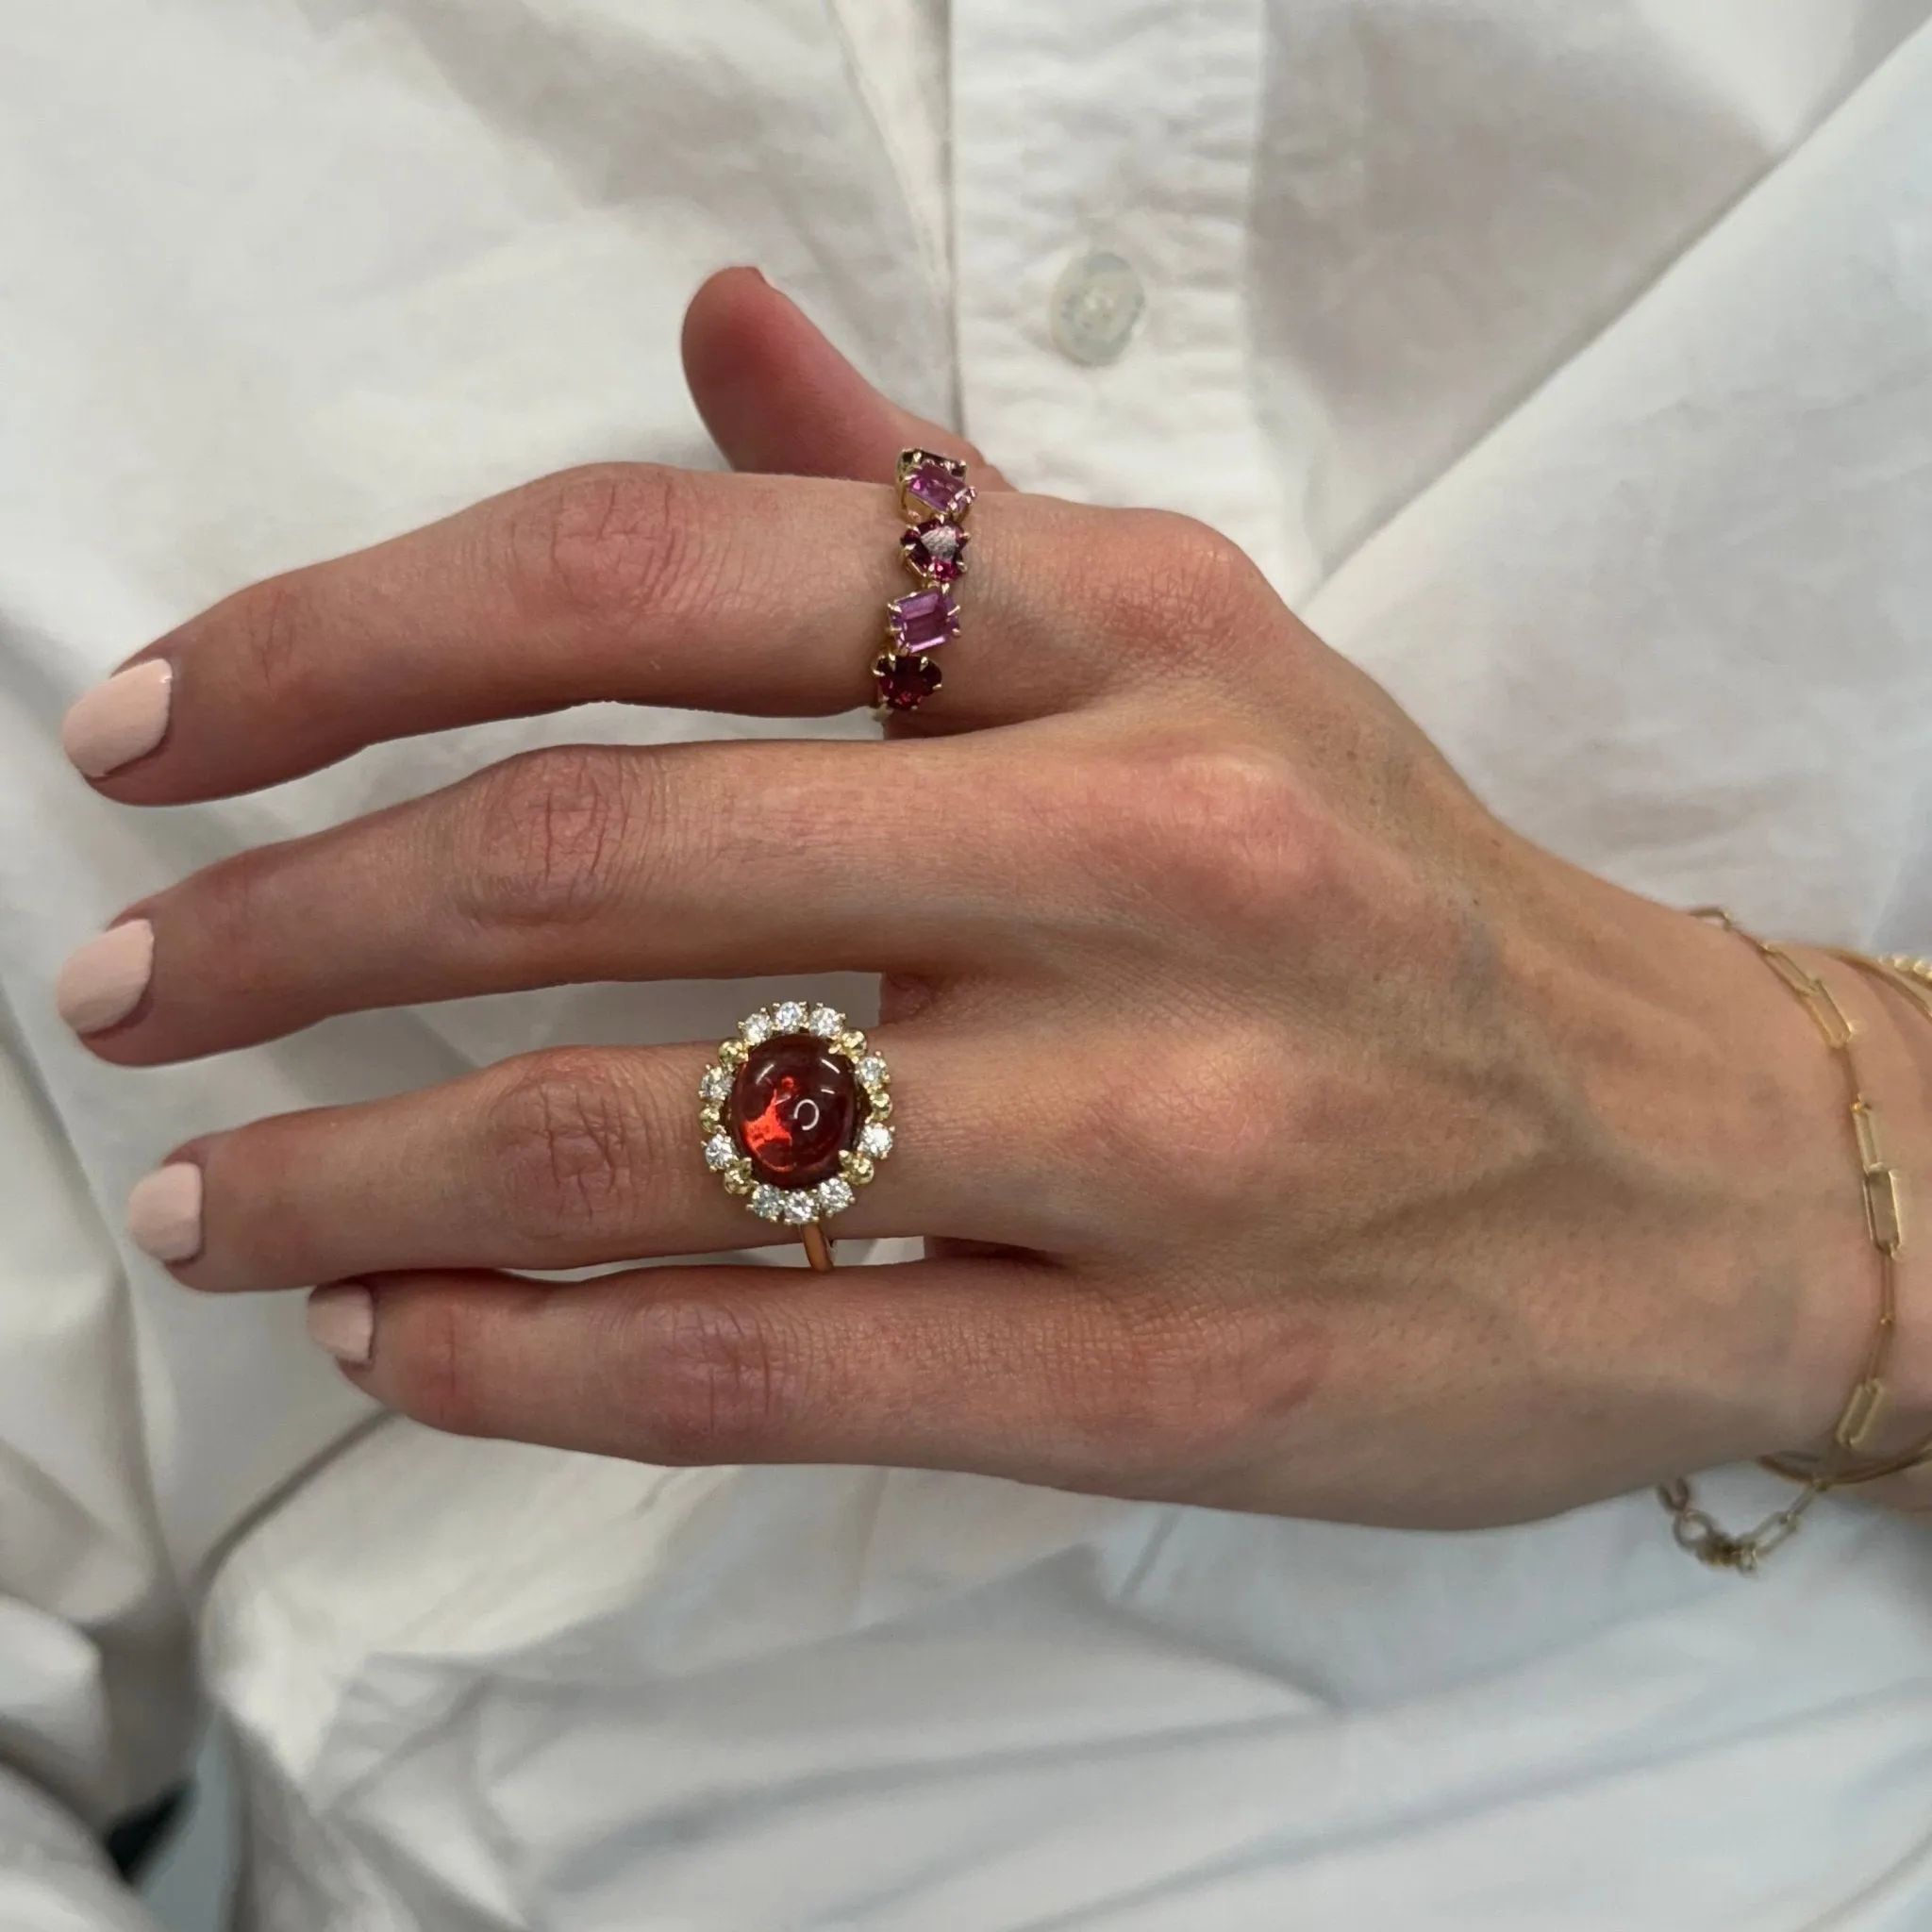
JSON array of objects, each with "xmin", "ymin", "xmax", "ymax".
[{"xmin": 1656, "ymin": 908, "xmax": 1914, "ymax": 1572}]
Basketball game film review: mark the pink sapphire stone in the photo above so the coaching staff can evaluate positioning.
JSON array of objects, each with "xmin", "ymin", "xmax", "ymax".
[
  {"xmin": 900, "ymin": 519, "xmax": 970, "ymax": 582},
  {"xmin": 905, "ymin": 458, "xmax": 974, "ymax": 520},
  {"xmin": 888, "ymin": 587, "xmax": 960, "ymax": 655},
  {"xmin": 876, "ymin": 653, "xmax": 942, "ymax": 711}
]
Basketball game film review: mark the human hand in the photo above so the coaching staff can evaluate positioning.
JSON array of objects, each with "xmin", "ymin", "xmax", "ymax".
[{"xmin": 56, "ymin": 269, "xmax": 1932, "ymax": 1527}]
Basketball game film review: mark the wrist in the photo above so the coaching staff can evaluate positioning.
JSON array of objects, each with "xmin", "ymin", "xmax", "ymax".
[{"xmin": 1526, "ymin": 891, "xmax": 1932, "ymax": 1476}]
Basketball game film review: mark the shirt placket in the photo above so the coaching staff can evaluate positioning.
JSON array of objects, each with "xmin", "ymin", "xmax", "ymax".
[{"xmin": 949, "ymin": 0, "xmax": 1310, "ymax": 596}]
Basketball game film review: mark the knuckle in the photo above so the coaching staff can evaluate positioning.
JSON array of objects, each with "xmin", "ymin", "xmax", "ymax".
[
  {"xmin": 508, "ymin": 462, "xmax": 703, "ymax": 626},
  {"xmin": 482, "ymin": 1049, "xmax": 654, "ymax": 1242},
  {"xmin": 1078, "ymin": 1030, "xmax": 1297, "ymax": 1225},
  {"xmin": 455, "ymin": 743, "xmax": 650, "ymax": 928},
  {"xmin": 1048, "ymin": 1294, "xmax": 1307, "ymax": 1492},
  {"xmin": 228, "ymin": 571, "xmax": 323, "ymax": 712},
  {"xmin": 1077, "ymin": 740, "xmax": 1342, "ymax": 940},
  {"xmin": 631, "ymin": 1296, "xmax": 813, "ymax": 1463},
  {"xmin": 1101, "ymin": 510, "xmax": 1268, "ymax": 666},
  {"xmin": 187, "ymin": 844, "xmax": 279, "ymax": 998},
  {"xmin": 382, "ymin": 1293, "xmax": 491, "ymax": 1440}
]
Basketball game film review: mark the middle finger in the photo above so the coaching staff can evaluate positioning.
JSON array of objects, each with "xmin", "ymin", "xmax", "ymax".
[{"xmin": 66, "ymin": 734, "xmax": 1064, "ymax": 1065}]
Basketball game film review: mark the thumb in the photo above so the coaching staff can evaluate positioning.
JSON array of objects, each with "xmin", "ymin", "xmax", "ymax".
[{"xmin": 681, "ymin": 267, "xmax": 1011, "ymax": 490}]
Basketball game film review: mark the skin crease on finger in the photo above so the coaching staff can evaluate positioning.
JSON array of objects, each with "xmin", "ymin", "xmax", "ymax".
[{"xmin": 62, "ymin": 267, "xmax": 1932, "ymax": 1530}]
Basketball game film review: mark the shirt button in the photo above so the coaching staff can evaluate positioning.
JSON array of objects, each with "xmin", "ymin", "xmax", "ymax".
[{"xmin": 1049, "ymin": 249, "xmax": 1146, "ymax": 367}]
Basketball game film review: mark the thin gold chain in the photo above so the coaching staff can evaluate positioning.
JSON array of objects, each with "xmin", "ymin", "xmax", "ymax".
[{"xmin": 1656, "ymin": 909, "xmax": 1907, "ymax": 1573}]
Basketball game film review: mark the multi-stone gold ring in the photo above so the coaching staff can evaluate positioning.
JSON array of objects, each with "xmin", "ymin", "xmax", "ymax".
[{"xmin": 872, "ymin": 447, "xmax": 973, "ymax": 717}]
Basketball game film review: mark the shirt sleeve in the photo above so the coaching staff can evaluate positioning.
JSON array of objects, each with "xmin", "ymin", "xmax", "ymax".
[
  {"xmin": 0, "ymin": 1766, "xmax": 166, "ymax": 1931},
  {"xmin": 0, "ymin": 998, "xmax": 194, "ymax": 1929}
]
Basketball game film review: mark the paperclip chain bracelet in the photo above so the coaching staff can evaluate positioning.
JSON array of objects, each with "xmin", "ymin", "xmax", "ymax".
[{"xmin": 1656, "ymin": 908, "xmax": 1917, "ymax": 1573}]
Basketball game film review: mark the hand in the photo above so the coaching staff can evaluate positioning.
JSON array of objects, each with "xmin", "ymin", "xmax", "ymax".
[{"xmin": 58, "ymin": 270, "xmax": 1932, "ymax": 1528}]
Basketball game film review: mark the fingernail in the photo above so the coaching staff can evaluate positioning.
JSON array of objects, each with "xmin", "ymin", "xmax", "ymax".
[
  {"xmin": 62, "ymin": 659, "xmax": 175, "ymax": 778},
  {"xmin": 306, "ymin": 1284, "xmax": 375, "ymax": 1365},
  {"xmin": 55, "ymin": 920, "xmax": 155, "ymax": 1035},
  {"xmin": 127, "ymin": 1162, "xmax": 203, "ymax": 1263}
]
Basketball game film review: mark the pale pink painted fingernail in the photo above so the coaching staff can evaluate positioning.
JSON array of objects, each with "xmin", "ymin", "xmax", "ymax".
[
  {"xmin": 55, "ymin": 920, "xmax": 155, "ymax": 1035},
  {"xmin": 127, "ymin": 1162, "xmax": 203, "ymax": 1263},
  {"xmin": 62, "ymin": 660, "xmax": 175, "ymax": 778},
  {"xmin": 306, "ymin": 1285, "xmax": 375, "ymax": 1365}
]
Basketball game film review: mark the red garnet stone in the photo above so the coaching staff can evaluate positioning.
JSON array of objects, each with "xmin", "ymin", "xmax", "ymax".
[
  {"xmin": 875, "ymin": 652, "xmax": 942, "ymax": 710},
  {"xmin": 729, "ymin": 1039, "xmax": 858, "ymax": 1186}
]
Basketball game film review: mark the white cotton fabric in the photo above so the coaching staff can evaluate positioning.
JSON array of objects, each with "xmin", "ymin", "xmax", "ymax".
[{"xmin": 3, "ymin": 3, "xmax": 1932, "ymax": 1925}]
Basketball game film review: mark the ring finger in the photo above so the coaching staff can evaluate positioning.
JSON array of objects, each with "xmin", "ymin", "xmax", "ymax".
[{"xmin": 146, "ymin": 1026, "xmax": 1064, "ymax": 1293}]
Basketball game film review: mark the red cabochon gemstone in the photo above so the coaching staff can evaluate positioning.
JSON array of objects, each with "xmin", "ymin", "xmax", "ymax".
[{"xmin": 729, "ymin": 1039, "xmax": 859, "ymax": 1186}]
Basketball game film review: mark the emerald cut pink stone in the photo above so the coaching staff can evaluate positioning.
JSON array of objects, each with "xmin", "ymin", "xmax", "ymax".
[
  {"xmin": 903, "ymin": 453, "xmax": 974, "ymax": 519},
  {"xmin": 888, "ymin": 587, "xmax": 959, "ymax": 655}
]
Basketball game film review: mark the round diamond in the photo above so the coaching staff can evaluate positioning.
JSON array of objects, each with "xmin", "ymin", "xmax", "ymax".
[
  {"xmin": 699, "ymin": 1066, "xmax": 731, "ymax": 1105},
  {"xmin": 773, "ymin": 1000, "xmax": 807, "ymax": 1032},
  {"xmin": 751, "ymin": 1185, "xmax": 787, "ymax": 1221},
  {"xmin": 858, "ymin": 1123, "xmax": 893, "ymax": 1160},
  {"xmin": 900, "ymin": 518, "xmax": 970, "ymax": 583},
  {"xmin": 741, "ymin": 1011, "xmax": 774, "ymax": 1045},
  {"xmin": 809, "ymin": 1005, "xmax": 844, "ymax": 1038},
  {"xmin": 704, "ymin": 1133, "xmax": 737, "ymax": 1172},
  {"xmin": 857, "ymin": 1057, "xmax": 889, "ymax": 1091},
  {"xmin": 817, "ymin": 1176, "xmax": 855, "ymax": 1216},
  {"xmin": 779, "ymin": 1190, "xmax": 819, "ymax": 1224}
]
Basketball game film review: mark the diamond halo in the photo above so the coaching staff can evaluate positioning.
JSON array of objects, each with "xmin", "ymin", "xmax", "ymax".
[{"xmin": 698, "ymin": 1002, "xmax": 894, "ymax": 1227}]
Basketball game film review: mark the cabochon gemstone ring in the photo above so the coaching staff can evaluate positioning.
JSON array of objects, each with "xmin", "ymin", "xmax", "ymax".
[
  {"xmin": 874, "ymin": 447, "xmax": 974, "ymax": 716},
  {"xmin": 698, "ymin": 1001, "xmax": 895, "ymax": 1271}
]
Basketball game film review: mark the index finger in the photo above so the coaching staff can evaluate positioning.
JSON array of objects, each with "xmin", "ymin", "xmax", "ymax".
[{"xmin": 61, "ymin": 462, "xmax": 1138, "ymax": 804}]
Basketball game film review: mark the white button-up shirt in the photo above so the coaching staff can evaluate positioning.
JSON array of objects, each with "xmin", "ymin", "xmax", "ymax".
[{"xmin": 5, "ymin": 4, "xmax": 1932, "ymax": 1926}]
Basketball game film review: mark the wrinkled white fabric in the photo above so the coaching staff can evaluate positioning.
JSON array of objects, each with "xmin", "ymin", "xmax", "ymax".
[{"xmin": 4, "ymin": 3, "xmax": 1932, "ymax": 1926}]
